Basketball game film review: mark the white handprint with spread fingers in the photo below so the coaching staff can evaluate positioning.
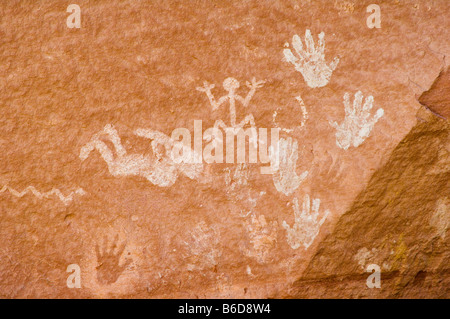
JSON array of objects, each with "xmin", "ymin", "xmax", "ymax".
[
  {"xmin": 269, "ymin": 137, "xmax": 308, "ymax": 196},
  {"xmin": 283, "ymin": 30, "xmax": 339, "ymax": 88},
  {"xmin": 330, "ymin": 91, "xmax": 384, "ymax": 150},
  {"xmin": 283, "ymin": 195, "xmax": 330, "ymax": 250}
]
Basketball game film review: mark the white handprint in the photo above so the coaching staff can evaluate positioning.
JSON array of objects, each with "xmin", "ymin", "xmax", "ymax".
[
  {"xmin": 330, "ymin": 91, "xmax": 384, "ymax": 150},
  {"xmin": 283, "ymin": 195, "xmax": 330, "ymax": 250},
  {"xmin": 183, "ymin": 221, "xmax": 222, "ymax": 270},
  {"xmin": 283, "ymin": 30, "xmax": 339, "ymax": 88},
  {"xmin": 269, "ymin": 137, "xmax": 308, "ymax": 196},
  {"xmin": 243, "ymin": 214, "xmax": 278, "ymax": 263}
]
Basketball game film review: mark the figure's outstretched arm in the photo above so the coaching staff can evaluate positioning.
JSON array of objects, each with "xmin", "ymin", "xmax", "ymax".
[
  {"xmin": 80, "ymin": 139, "xmax": 117, "ymax": 176},
  {"xmin": 102, "ymin": 124, "xmax": 127, "ymax": 157},
  {"xmin": 134, "ymin": 128, "xmax": 179, "ymax": 161},
  {"xmin": 134, "ymin": 128, "xmax": 169, "ymax": 142},
  {"xmin": 237, "ymin": 90, "xmax": 255, "ymax": 107},
  {"xmin": 238, "ymin": 78, "xmax": 265, "ymax": 107},
  {"xmin": 196, "ymin": 81, "xmax": 224, "ymax": 110}
]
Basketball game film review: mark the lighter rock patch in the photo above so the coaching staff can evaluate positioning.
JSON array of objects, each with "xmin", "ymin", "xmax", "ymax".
[
  {"xmin": 354, "ymin": 247, "xmax": 379, "ymax": 270},
  {"xmin": 430, "ymin": 197, "xmax": 449, "ymax": 239}
]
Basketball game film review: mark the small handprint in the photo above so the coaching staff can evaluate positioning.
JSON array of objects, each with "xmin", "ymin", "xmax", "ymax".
[
  {"xmin": 330, "ymin": 91, "xmax": 384, "ymax": 150},
  {"xmin": 95, "ymin": 235, "xmax": 132, "ymax": 285},
  {"xmin": 269, "ymin": 137, "xmax": 308, "ymax": 196},
  {"xmin": 283, "ymin": 195, "xmax": 330, "ymax": 250},
  {"xmin": 243, "ymin": 214, "xmax": 278, "ymax": 263},
  {"xmin": 183, "ymin": 221, "xmax": 222, "ymax": 270},
  {"xmin": 283, "ymin": 30, "xmax": 339, "ymax": 88}
]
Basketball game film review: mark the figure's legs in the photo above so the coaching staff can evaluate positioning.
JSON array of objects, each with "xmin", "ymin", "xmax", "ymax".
[
  {"xmin": 213, "ymin": 119, "xmax": 228, "ymax": 133},
  {"xmin": 142, "ymin": 160, "xmax": 177, "ymax": 187},
  {"xmin": 101, "ymin": 124, "xmax": 127, "ymax": 157},
  {"xmin": 80, "ymin": 124, "xmax": 127, "ymax": 161},
  {"xmin": 236, "ymin": 114, "xmax": 259, "ymax": 148},
  {"xmin": 204, "ymin": 119, "xmax": 227, "ymax": 147},
  {"xmin": 80, "ymin": 139, "xmax": 120, "ymax": 176},
  {"xmin": 238, "ymin": 114, "xmax": 256, "ymax": 128},
  {"xmin": 134, "ymin": 128, "xmax": 174, "ymax": 160},
  {"xmin": 80, "ymin": 139, "xmax": 97, "ymax": 161}
]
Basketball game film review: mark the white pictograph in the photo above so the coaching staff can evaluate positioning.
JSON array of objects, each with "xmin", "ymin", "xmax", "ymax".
[
  {"xmin": 184, "ymin": 221, "xmax": 222, "ymax": 271},
  {"xmin": 224, "ymin": 164, "xmax": 266, "ymax": 217},
  {"xmin": 269, "ymin": 137, "xmax": 308, "ymax": 196},
  {"xmin": 354, "ymin": 247, "xmax": 379, "ymax": 270},
  {"xmin": 329, "ymin": 91, "xmax": 384, "ymax": 150},
  {"xmin": 282, "ymin": 195, "xmax": 330, "ymax": 250},
  {"xmin": 243, "ymin": 214, "xmax": 278, "ymax": 264},
  {"xmin": 196, "ymin": 77, "xmax": 265, "ymax": 145},
  {"xmin": 79, "ymin": 124, "xmax": 203, "ymax": 187},
  {"xmin": 224, "ymin": 163, "xmax": 250, "ymax": 191},
  {"xmin": 0, "ymin": 185, "xmax": 85, "ymax": 206},
  {"xmin": 273, "ymin": 96, "xmax": 308, "ymax": 133},
  {"xmin": 283, "ymin": 30, "xmax": 339, "ymax": 88}
]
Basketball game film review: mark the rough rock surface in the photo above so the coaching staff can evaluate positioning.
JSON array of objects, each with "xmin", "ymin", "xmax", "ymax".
[{"xmin": 0, "ymin": 0, "xmax": 448, "ymax": 298}]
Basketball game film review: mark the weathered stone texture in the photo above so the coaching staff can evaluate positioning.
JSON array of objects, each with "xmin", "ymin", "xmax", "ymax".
[{"xmin": 0, "ymin": 0, "xmax": 448, "ymax": 298}]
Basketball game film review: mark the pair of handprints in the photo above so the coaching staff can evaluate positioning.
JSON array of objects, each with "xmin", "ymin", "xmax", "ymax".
[{"xmin": 284, "ymin": 29, "xmax": 384, "ymax": 149}]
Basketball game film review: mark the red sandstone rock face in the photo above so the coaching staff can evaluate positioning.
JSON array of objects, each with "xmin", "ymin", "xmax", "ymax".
[{"xmin": 0, "ymin": 0, "xmax": 448, "ymax": 298}]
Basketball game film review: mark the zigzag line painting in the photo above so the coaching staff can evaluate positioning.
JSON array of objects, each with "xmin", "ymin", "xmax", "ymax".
[
  {"xmin": 283, "ymin": 30, "xmax": 339, "ymax": 88},
  {"xmin": 0, "ymin": 185, "xmax": 86, "ymax": 206},
  {"xmin": 80, "ymin": 124, "xmax": 203, "ymax": 187},
  {"xmin": 330, "ymin": 91, "xmax": 384, "ymax": 149}
]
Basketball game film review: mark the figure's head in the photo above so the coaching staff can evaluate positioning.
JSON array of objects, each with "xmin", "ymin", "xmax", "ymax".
[{"xmin": 223, "ymin": 77, "xmax": 239, "ymax": 92}]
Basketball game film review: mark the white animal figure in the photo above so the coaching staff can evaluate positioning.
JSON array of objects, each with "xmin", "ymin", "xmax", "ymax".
[
  {"xmin": 283, "ymin": 30, "xmax": 339, "ymax": 88},
  {"xmin": 269, "ymin": 137, "xmax": 308, "ymax": 196},
  {"xmin": 283, "ymin": 195, "xmax": 330, "ymax": 250},
  {"xmin": 330, "ymin": 91, "xmax": 384, "ymax": 149},
  {"xmin": 79, "ymin": 124, "xmax": 202, "ymax": 187},
  {"xmin": 196, "ymin": 77, "xmax": 265, "ymax": 145}
]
